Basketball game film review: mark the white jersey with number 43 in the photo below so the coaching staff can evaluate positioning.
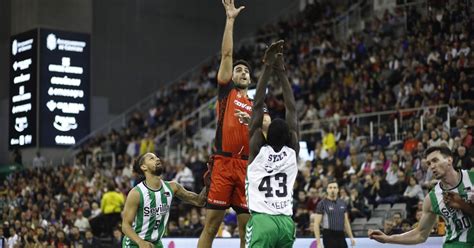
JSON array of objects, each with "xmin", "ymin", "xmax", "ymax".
[{"xmin": 246, "ymin": 145, "xmax": 297, "ymax": 216}]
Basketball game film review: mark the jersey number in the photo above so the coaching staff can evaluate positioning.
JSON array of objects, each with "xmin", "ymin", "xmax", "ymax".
[
  {"xmin": 258, "ymin": 173, "xmax": 287, "ymax": 197},
  {"xmin": 454, "ymin": 216, "xmax": 471, "ymax": 230}
]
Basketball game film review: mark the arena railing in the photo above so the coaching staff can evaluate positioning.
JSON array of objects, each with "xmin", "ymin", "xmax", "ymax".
[
  {"xmin": 151, "ymin": 103, "xmax": 449, "ymax": 165},
  {"xmin": 299, "ymin": 104, "xmax": 449, "ymax": 144}
]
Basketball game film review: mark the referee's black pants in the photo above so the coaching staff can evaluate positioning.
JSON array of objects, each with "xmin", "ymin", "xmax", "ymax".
[{"xmin": 322, "ymin": 229, "xmax": 348, "ymax": 248}]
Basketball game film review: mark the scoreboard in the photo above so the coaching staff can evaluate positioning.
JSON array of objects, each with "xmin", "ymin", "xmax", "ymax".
[
  {"xmin": 9, "ymin": 29, "xmax": 90, "ymax": 149},
  {"xmin": 9, "ymin": 30, "xmax": 38, "ymax": 148}
]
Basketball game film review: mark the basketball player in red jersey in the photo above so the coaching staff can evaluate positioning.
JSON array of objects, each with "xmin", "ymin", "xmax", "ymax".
[{"xmin": 198, "ymin": 1, "xmax": 270, "ymax": 247}]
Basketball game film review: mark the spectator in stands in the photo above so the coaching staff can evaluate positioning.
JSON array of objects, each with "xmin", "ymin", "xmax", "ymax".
[
  {"xmin": 187, "ymin": 211, "xmax": 204, "ymax": 237},
  {"xmin": 454, "ymin": 146, "xmax": 474, "ymax": 170},
  {"xmin": 453, "ymin": 136, "xmax": 463, "ymax": 152},
  {"xmin": 322, "ymin": 126, "xmax": 336, "ymax": 153},
  {"xmin": 336, "ymin": 140, "xmax": 350, "ymax": 160},
  {"xmin": 32, "ymin": 152, "xmax": 47, "ymax": 169},
  {"xmin": 411, "ymin": 209, "xmax": 423, "ymax": 229},
  {"xmin": 100, "ymin": 181, "xmax": 125, "ymax": 237},
  {"xmin": 451, "ymin": 119, "xmax": 465, "ymax": 138},
  {"xmin": 390, "ymin": 212, "xmax": 403, "ymax": 235},
  {"xmin": 428, "ymin": 130, "xmax": 443, "ymax": 147},
  {"xmin": 168, "ymin": 221, "xmax": 182, "ymax": 236},
  {"xmin": 383, "ymin": 219, "xmax": 395, "ymax": 236},
  {"xmin": 459, "ymin": 82, "xmax": 474, "ymax": 110},
  {"xmin": 112, "ymin": 228, "xmax": 123, "ymax": 247},
  {"xmin": 386, "ymin": 154, "xmax": 401, "ymax": 186},
  {"xmin": 35, "ymin": 227, "xmax": 47, "ymax": 245},
  {"xmin": 375, "ymin": 151, "xmax": 389, "ymax": 172},
  {"xmin": 362, "ymin": 174, "xmax": 378, "ymax": 205},
  {"xmin": 83, "ymin": 229, "xmax": 101, "ymax": 248},
  {"xmin": 69, "ymin": 226, "xmax": 83, "ymax": 247},
  {"xmin": 55, "ymin": 230, "xmax": 70, "ymax": 247},
  {"xmin": 173, "ymin": 163, "xmax": 195, "ymax": 191},
  {"xmin": 358, "ymin": 152, "xmax": 376, "ymax": 177},
  {"xmin": 323, "ymin": 148, "xmax": 337, "ymax": 168},
  {"xmin": 348, "ymin": 188, "xmax": 369, "ymax": 220},
  {"xmin": 294, "ymin": 206, "xmax": 310, "ymax": 237},
  {"xmin": 403, "ymin": 131, "xmax": 419, "ymax": 154},
  {"xmin": 90, "ymin": 202, "xmax": 101, "ymax": 220},
  {"xmin": 347, "ymin": 174, "xmax": 364, "ymax": 193},
  {"xmin": 306, "ymin": 187, "xmax": 321, "ymax": 212},
  {"xmin": 74, "ymin": 210, "xmax": 90, "ymax": 234},
  {"xmin": 126, "ymin": 136, "xmax": 139, "ymax": 158},
  {"xmin": 139, "ymin": 133, "xmax": 155, "ymax": 155},
  {"xmin": 400, "ymin": 219, "xmax": 412, "ymax": 233},
  {"xmin": 460, "ymin": 128, "xmax": 473, "ymax": 149},
  {"xmin": 373, "ymin": 127, "xmax": 390, "ymax": 150},
  {"xmin": 440, "ymin": 130, "xmax": 454, "ymax": 150},
  {"xmin": 334, "ymin": 158, "xmax": 346, "ymax": 182},
  {"xmin": 403, "ymin": 176, "xmax": 424, "ymax": 216},
  {"xmin": 340, "ymin": 188, "xmax": 351, "ymax": 205},
  {"xmin": 392, "ymin": 171, "xmax": 408, "ymax": 199},
  {"xmin": 344, "ymin": 146, "xmax": 360, "ymax": 168}
]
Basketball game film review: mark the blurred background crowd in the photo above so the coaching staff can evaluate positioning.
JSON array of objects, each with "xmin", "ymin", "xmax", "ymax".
[{"xmin": 1, "ymin": 0, "xmax": 474, "ymax": 247}]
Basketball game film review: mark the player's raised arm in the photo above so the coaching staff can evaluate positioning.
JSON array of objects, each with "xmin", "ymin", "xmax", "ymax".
[
  {"xmin": 170, "ymin": 181, "xmax": 208, "ymax": 207},
  {"xmin": 248, "ymin": 41, "xmax": 280, "ymax": 159},
  {"xmin": 369, "ymin": 195, "xmax": 437, "ymax": 244},
  {"xmin": 273, "ymin": 41, "xmax": 299, "ymax": 153},
  {"xmin": 217, "ymin": 0, "xmax": 245, "ymax": 84}
]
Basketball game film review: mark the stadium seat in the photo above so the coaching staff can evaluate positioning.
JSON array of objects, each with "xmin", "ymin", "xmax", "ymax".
[
  {"xmin": 365, "ymin": 217, "xmax": 384, "ymax": 230},
  {"xmin": 390, "ymin": 203, "xmax": 407, "ymax": 218},
  {"xmin": 352, "ymin": 217, "xmax": 367, "ymax": 225},
  {"xmin": 372, "ymin": 204, "xmax": 391, "ymax": 218},
  {"xmin": 352, "ymin": 218, "xmax": 367, "ymax": 235}
]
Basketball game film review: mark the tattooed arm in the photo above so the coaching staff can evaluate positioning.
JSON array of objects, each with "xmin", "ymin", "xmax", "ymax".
[{"xmin": 169, "ymin": 181, "xmax": 208, "ymax": 207}]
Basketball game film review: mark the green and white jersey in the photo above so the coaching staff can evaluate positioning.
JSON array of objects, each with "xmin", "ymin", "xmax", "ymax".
[
  {"xmin": 429, "ymin": 170, "xmax": 474, "ymax": 245},
  {"xmin": 123, "ymin": 180, "xmax": 173, "ymax": 247},
  {"xmin": 246, "ymin": 145, "xmax": 297, "ymax": 216}
]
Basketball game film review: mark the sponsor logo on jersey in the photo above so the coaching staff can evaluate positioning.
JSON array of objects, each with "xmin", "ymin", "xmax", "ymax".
[
  {"xmin": 144, "ymin": 204, "xmax": 169, "ymax": 217},
  {"xmin": 264, "ymin": 151, "xmax": 288, "ymax": 173},
  {"xmin": 210, "ymin": 199, "xmax": 226, "ymax": 205},
  {"xmin": 267, "ymin": 151, "xmax": 287, "ymax": 163},
  {"xmin": 233, "ymin": 99, "xmax": 252, "ymax": 111}
]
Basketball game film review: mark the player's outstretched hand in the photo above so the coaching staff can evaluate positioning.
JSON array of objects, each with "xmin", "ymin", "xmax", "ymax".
[
  {"xmin": 263, "ymin": 40, "xmax": 284, "ymax": 67},
  {"xmin": 222, "ymin": 0, "xmax": 245, "ymax": 19},
  {"xmin": 274, "ymin": 52, "xmax": 285, "ymax": 71},
  {"xmin": 234, "ymin": 109, "xmax": 250, "ymax": 125},
  {"xmin": 368, "ymin": 229, "xmax": 388, "ymax": 243},
  {"xmin": 443, "ymin": 191, "xmax": 464, "ymax": 210}
]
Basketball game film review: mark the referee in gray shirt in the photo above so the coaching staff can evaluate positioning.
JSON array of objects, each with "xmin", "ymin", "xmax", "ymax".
[{"xmin": 314, "ymin": 181, "xmax": 356, "ymax": 248}]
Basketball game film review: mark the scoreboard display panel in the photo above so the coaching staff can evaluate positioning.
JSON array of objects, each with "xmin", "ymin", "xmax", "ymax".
[{"xmin": 8, "ymin": 28, "xmax": 90, "ymax": 149}]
